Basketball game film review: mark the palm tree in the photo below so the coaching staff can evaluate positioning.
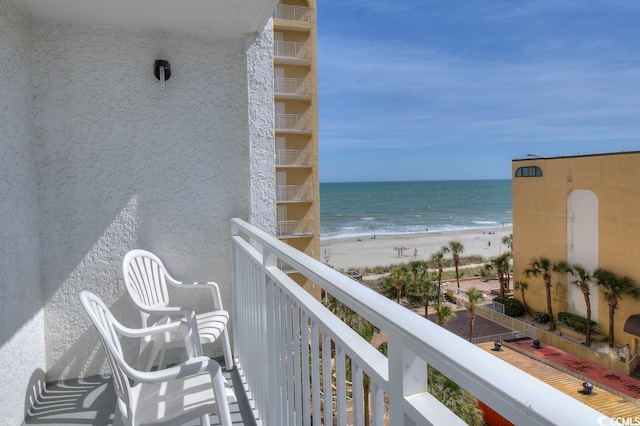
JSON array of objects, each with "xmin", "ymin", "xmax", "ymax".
[
  {"xmin": 502, "ymin": 233, "xmax": 513, "ymax": 252},
  {"xmin": 465, "ymin": 287, "xmax": 484, "ymax": 342},
  {"xmin": 514, "ymin": 280, "xmax": 529, "ymax": 312},
  {"xmin": 594, "ymin": 268, "xmax": 640, "ymax": 348},
  {"xmin": 564, "ymin": 264, "xmax": 595, "ymax": 346},
  {"xmin": 525, "ymin": 257, "xmax": 563, "ymax": 331},
  {"xmin": 389, "ymin": 269, "xmax": 410, "ymax": 304},
  {"xmin": 446, "ymin": 240, "xmax": 464, "ymax": 292},
  {"xmin": 487, "ymin": 252, "xmax": 511, "ymax": 297},
  {"xmin": 431, "ymin": 249, "xmax": 446, "ymax": 302},
  {"xmin": 409, "ymin": 260, "xmax": 426, "ymax": 294},
  {"xmin": 433, "ymin": 294, "xmax": 456, "ymax": 326}
]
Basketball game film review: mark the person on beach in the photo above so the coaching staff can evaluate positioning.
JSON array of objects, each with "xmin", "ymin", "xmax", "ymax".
[{"xmin": 414, "ymin": 248, "xmax": 418, "ymax": 257}]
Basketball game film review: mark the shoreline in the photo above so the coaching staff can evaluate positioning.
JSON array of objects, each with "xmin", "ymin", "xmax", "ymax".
[{"xmin": 320, "ymin": 225, "xmax": 512, "ymax": 272}]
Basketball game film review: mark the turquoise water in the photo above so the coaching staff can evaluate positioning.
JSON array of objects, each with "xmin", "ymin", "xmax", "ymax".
[{"xmin": 320, "ymin": 180, "xmax": 512, "ymax": 240}]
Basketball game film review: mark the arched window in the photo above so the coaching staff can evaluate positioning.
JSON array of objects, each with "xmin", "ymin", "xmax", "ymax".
[{"xmin": 515, "ymin": 166, "xmax": 543, "ymax": 177}]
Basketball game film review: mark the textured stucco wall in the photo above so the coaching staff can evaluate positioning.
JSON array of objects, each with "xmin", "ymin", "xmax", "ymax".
[
  {"xmin": 0, "ymin": 1, "xmax": 45, "ymax": 424},
  {"xmin": 247, "ymin": 19, "xmax": 276, "ymax": 233},
  {"xmin": 29, "ymin": 21, "xmax": 273, "ymax": 380}
]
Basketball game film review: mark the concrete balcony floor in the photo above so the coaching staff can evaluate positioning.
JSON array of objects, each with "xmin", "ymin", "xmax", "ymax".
[{"xmin": 23, "ymin": 360, "xmax": 256, "ymax": 426}]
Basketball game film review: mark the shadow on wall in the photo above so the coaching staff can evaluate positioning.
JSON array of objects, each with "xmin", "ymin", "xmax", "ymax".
[{"xmin": 24, "ymin": 368, "xmax": 117, "ymax": 425}]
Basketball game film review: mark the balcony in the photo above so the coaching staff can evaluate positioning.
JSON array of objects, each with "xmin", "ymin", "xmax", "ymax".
[
  {"xmin": 276, "ymin": 219, "xmax": 313, "ymax": 238},
  {"xmin": 230, "ymin": 218, "xmax": 605, "ymax": 425},
  {"xmin": 274, "ymin": 41, "xmax": 311, "ymax": 65},
  {"xmin": 275, "ymin": 113, "xmax": 311, "ymax": 133},
  {"xmin": 276, "ymin": 184, "xmax": 312, "ymax": 203},
  {"xmin": 274, "ymin": 77, "xmax": 311, "ymax": 100},
  {"xmin": 273, "ymin": 4, "xmax": 311, "ymax": 22},
  {"xmin": 276, "ymin": 149, "xmax": 313, "ymax": 167}
]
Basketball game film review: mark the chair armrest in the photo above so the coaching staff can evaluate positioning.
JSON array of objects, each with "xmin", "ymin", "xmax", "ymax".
[
  {"xmin": 113, "ymin": 318, "xmax": 202, "ymax": 358},
  {"xmin": 167, "ymin": 280, "xmax": 224, "ymax": 311},
  {"xmin": 123, "ymin": 356, "xmax": 221, "ymax": 384}
]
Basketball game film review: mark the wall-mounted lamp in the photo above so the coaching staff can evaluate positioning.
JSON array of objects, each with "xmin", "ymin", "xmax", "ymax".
[{"xmin": 154, "ymin": 60, "xmax": 171, "ymax": 89}]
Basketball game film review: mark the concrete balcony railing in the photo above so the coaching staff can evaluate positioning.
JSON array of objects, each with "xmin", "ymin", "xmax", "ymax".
[
  {"xmin": 276, "ymin": 184, "xmax": 312, "ymax": 203},
  {"xmin": 274, "ymin": 77, "xmax": 310, "ymax": 96},
  {"xmin": 275, "ymin": 113, "xmax": 310, "ymax": 132},
  {"xmin": 230, "ymin": 218, "xmax": 605, "ymax": 426},
  {"xmin": 275, "ymin": 219, "xmax": 313, "ymax": 238},
  {"xmin": 273, "ymin": 4, "xmax": 311, "ymax": 21},
  {"xmin": 276, "ymin": 149, "xmax": 312, "ymax": 167},
  {"xmin": 274, "ymin": 40, "xmax": 310, "ymax": 59}
]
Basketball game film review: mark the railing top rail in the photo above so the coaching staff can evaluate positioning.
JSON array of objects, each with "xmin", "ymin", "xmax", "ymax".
[{"xmin": 230, "ymin": 218, "xmax": 606, "ymax": 424}]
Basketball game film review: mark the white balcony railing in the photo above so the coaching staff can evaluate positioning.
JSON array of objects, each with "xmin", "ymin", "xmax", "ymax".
[
  {"xmin": 274, "ymin": 77, "xmax": 309, "ymax": 96},
  {"xmin": 230, "ymin": 218, "xmax": 605, "ymax": 426},
  {"xmin": 274, "ymin": 40, "xmax": 310, "ymax": 59},
  {"xmin": 276, "ymin": 184, "xmax": 312, "ymax": 202},
  {"xmin": 276, "ymin": 149, "xmax": 312, "ymax": 167},
  {"xmin": 273, "ymin": 4, "xmax": 311, "ymax": 21},
  {"xmin": 275, "ymin": 113, "xmax": 310, "ymax": 132},
  {"xmin": 276, "ymin": 219, "xmax": 313, "ymax": 237}
]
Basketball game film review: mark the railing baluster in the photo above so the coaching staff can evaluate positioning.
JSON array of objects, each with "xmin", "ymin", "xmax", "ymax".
[
  {"xmin": 371, "ymin": 383, "xmax": 384, "ymax": 426},
  {"xmin": 311, "ymin": 322, "xmax": 321, "ymax": 426},
  {"xmin": 301, "ymin": 312, "xmax": 311, "ymax": 426},
  {"xmin": 335, "ymin": 346, "xmax": 347, "ymax": 426},
  {"xmin": 293, "ymin": 303, "xmax": 303, "ymax": 426},
  {"xmin": 322, "ymin": 332, "xmax": 333, "ymax": 426},
  {"xmin": 352, "ymin": 364, "xmax": 363, "ymax": 426}
]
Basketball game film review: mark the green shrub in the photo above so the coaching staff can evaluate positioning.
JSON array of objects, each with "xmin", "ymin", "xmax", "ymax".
[
  {"xmin": 532, "ymin": 312, "xmax": 550, "ymax": 324},
  {"xmin": 493, "ymin": 296, "xmax": 524, "ymax": 317},
  {"xmin": 558, "ymin": 311, "xmax": 597, "ymax": 333}
]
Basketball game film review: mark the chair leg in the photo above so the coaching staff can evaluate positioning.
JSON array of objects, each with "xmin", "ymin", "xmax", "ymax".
[
  {"xmin": 211, "ymin": 366, "xmax": 233, "ymax": 426},
  {"xmin": 221, "ymin": 328, "xmax": 234, "ymax": 370}
]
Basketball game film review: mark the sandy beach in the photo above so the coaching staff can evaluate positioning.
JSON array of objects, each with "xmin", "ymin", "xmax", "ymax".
[{"xmin": 320, "ymin": 226, "xmax": 512, "ymax": 271}]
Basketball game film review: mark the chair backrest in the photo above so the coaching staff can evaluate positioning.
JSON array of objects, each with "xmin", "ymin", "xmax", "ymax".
[
  {"xmin": 79, "ymin": 291, "xmax": 132, "ymax": 417},
  {"xmin": 122, "ymin": 250, "xmax": 172, "ymax": 322}
]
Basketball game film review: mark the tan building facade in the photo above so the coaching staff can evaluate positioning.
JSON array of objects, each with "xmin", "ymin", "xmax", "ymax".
[
  {"xmin": 512, "ymin": 151, "xmax": 640, "ymax": 352},
  {"xmin": 272, "ymin": 0, "xmax": 321, "ymax": 293}
]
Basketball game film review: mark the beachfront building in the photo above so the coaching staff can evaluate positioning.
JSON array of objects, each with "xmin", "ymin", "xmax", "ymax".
[
  {"xmin": 1, "ymin": 0, "xmax": 604, "ymax": 423},
  {"xmin": 512, "ymin": 151, "xmax": 640, "ymax": 356},
  {"xmin": 272, "ymin": 0, "xmax": 321, "ymax": 294}
]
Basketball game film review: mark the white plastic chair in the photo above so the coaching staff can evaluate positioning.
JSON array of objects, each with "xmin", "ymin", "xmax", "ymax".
[
  {"xmin": 122, "ymin": 249, "xmax": 234, "ymax": 371},
  {"xmin": 79, "ymin": 291, "xmax": 235, "ymax": 426}
]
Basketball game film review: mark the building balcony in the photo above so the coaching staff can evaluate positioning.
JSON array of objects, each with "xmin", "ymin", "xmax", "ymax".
[
  {"xmin": 274, "ymin": 41, "xmax": 311, "ymax": 65},
  {"xmin": 276, "ymin": 219, "xmax": 313, "ymax": 238},
  {"xmin": 276, "ymin": 149, "xmax": 313, "ymax": 167},
  {"xmin": 273, "ymin": 4, "xmax": 311, "ymax": 22},
  {"xmin": 274, "ymin": 77, "xmax": 311, "ymax": 100},
  {"xmin": 275, "ymin": 113, "xmax": 311, "ymax": 133},
  {"xmin": 229, "ymin": 218, "xmax": 605, "ymax": 425},
  {"xmin": 276, "ymin": 184, "xmax": 313, "ymax": 203}
]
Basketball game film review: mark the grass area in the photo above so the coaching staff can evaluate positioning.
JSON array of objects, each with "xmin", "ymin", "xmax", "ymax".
[{"xmin": 357, "ymin": 255, "xmax": 492, "ymax": 278}]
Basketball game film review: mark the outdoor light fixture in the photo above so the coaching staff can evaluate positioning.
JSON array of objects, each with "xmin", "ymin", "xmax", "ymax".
[
  {"xmin": 533, "ymin": 339, "xmax": 541, "ymax": 349},
  {"xmin": 154, "ymin": 60, "xmax": 171, "ymax": 89},
  {"xmin": 580, "ymin": 382, "xmax": 594, "ymax": 395},
  {"xmin": 492, "ymin": 341, "xmax": 502, "ymax": 351}
]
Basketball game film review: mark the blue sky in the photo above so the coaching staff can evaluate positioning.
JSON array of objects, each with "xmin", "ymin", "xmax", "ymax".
[{"xmin": 316, "ymin": 1, "xmax": 640, "ymax": 182}]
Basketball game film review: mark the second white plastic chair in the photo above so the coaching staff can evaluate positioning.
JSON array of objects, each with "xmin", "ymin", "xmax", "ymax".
[{"xmin": 122, "ymin": 249, "xmax": 234, "ymax": 371}]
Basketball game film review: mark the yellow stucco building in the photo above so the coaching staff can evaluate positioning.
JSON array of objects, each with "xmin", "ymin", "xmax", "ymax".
[
  {"xmin": 512, "ymin": 151, "xmax": 640, "ymax": 355},
  {"xmin": 272, "ymin": 0, "xmax": 321, "ymax": 293}
]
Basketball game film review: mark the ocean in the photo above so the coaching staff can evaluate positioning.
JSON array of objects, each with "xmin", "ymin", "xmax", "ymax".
[{"xmin": 320, "ymin": 179, "xmax": 512, "ymax": 240}]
